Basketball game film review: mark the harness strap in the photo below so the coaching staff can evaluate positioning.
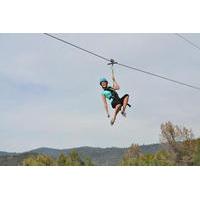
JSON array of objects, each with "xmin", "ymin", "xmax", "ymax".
[
  {"xmin": 104, "ymin": 87, "xmax": 120, "ymax": 100},
  {"xmin": 104, "ymin": 87, "xmax": 131, "ymax": 108}
]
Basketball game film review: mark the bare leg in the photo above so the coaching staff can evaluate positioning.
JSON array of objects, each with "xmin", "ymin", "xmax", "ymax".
[
  {"xmin": 121, "ymin": 96, "xmax": 129, "ymax": 117},
  {"xmin": 111, "ymin": 104, "xmax": 122, "ymax": 125}
]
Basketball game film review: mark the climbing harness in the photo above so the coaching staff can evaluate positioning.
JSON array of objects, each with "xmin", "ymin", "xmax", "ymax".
[{"xmin": 103, "ymin": 59, "xmax": 132, "ymax": 108}]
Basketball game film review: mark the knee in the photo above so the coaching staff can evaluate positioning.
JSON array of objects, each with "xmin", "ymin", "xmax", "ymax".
[
  {"xmin": 116, "ymin": 104, "xmax": 122, "ymax": 109},
  {"xmin": 125, "ymin": 94, "xmax": 129, "ymax": 100}
]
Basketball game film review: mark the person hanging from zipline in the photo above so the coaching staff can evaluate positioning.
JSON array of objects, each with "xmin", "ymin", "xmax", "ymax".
[{"xmin": 100, "ymin": 63, "xmax": 131, "ymax": 125}]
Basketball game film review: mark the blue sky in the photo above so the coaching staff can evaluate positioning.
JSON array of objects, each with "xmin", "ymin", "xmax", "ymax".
[{"xmin": 0, "ymin": 33, "xmax": 200, "ymax": 152}]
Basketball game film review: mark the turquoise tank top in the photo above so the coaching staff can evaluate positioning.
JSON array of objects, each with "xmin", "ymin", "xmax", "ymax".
[{"xmin": 101, "ymin": 86, "xmax": 113, "ymax": 101}]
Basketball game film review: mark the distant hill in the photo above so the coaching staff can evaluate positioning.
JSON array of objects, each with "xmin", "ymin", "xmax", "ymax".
[
  {"xmin": 0, "ymin": 151, "xmax": 9, "ymax": 156},
  {"xmin": 0, "ymin": 152, "xmax": 38, "ymax": 166},
  {"xmin": 0, "ymin": 151, "xmax": 15, "ymax": 156},
  {"xmin": 0, "ymin": 144, "xmax": 162, "ymax": 166},
  {"xmin": 31, "ymin": 147, "xmax": 127, "ymax": 166}
]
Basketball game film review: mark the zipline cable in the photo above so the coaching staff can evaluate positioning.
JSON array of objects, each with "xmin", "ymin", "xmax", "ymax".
[
  {"xmin": 117, "ymin": 62, "xmax": 200, "ymax": 90},
  {"xmin": 175, "ymin": 33, "xmax": 200, "ymax": 52},
  {"xmin": 43, "ymin": 33, "xmax": 200, "ymax": 91},
  {"xmin": 44, "ymin": 33, "xmax": 110, "ymax": 62}
]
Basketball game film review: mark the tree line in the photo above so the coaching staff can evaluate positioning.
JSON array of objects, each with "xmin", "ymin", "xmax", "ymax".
[
  {"xmin": 23, "ymin": 150, "xmax": 94, "ymax": 166},
  {"xmin": 23, "ymin": 121, "xmax": 200, "ymax": 166},
  {"xmin": 121, "ymin": 121, "xmax": 200, "ymax": 166}
]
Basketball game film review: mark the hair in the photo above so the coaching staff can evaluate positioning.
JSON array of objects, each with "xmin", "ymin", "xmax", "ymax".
[{"xmin": 100, "ymin": 81, "xmax": 108, "ymax": 87}]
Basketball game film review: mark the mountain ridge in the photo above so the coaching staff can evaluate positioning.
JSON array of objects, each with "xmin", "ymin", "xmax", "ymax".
[{"xmin": 0, "ymin": 143, "xmax": 161, "ymax": 166}]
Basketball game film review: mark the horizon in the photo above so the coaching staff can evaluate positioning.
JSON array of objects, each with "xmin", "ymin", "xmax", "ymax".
[{"xmin": 0, "ymin": 141, "xmax": 162, "ymax": 154}]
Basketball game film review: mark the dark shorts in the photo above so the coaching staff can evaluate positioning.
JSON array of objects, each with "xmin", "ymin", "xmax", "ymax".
[{"xmin": 111, "ymin": 94, "xmax": 129, "ymax": 109}]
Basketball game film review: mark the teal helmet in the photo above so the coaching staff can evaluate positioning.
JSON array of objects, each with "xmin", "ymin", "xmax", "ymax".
[{"xmin": 99, "ymin": 78, "xmax": 108, "ymax": 85}]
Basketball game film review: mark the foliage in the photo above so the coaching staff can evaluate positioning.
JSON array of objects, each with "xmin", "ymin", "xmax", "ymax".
[
  {"xmin": 160, "ymin": 121, "xmax": 194, "ymax": 165},
  {"xmin": 121, "ymin": 121, "xmax": 200, "ymax": 166},
  {"xmin": 57, "ymin": 150, "xmax": 84, "ymax": 166},
  {"xmin": 22, "ymin": 154, "xmax": 55, "ymax": 166},
  {"xmin": 23, "ymin": 150, "xmax": 94, "ymax": 166},
  {"xmin": 191, "ymin": 139, "xmax": 200, "ymax": 165},
  {"xmin": 83, "ymin": 157, "xmax": 94, "ymax": 166},
  {"xmin": 121, "ymin": 149, "xmax": 173, "ymax": 166}
]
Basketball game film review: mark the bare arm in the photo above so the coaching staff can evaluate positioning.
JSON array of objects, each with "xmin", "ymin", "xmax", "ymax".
[
  {"xmin": 101, "ymin": 95, "xmax": 110, "ymax": 117},
  {"xmin": 112, "ymin": 69, "xmax": 120, "ymax": 90}
]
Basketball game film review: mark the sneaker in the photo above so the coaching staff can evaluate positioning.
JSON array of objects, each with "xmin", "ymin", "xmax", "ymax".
[
  {"xmin": 121, "ymin": 111, "xmax": 127, "ymax": 117},
  {"xmin": 110, "ymin": 118, "xmax": 115, "ymax": 126}
]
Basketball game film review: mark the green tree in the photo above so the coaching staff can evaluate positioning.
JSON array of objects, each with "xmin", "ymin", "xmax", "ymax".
[
  {"xmin": 23, "ymin": 154, "xmax": 55, "ymax": 166},
  {"xmin": 23, "ymin": 150, "xmax": 94, "ymax": 166},
  {"xmin": 83, "ymin": 157, "xmax": 94, "ymax": 166},
  {"xmin": 192, "ymin": 139, "xmax": 200, "ymax": 165},
  {"xmin": 121, "ymin": 122, "xmax": 199, "ymax": 166},
  {"xmin": 65, "ymin": 150, "xmax": 84, "ymax": 166},
  {"xmin": 121, "ymin": 150, "xmax": 173, "ymax": 166},
  {"xmin": 57, "ymin": 153, "xmax": 67, "ymax": 166},
  {"xmin": 57, "ymin": 150, "xmax": 93, "ymax": 166}
]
